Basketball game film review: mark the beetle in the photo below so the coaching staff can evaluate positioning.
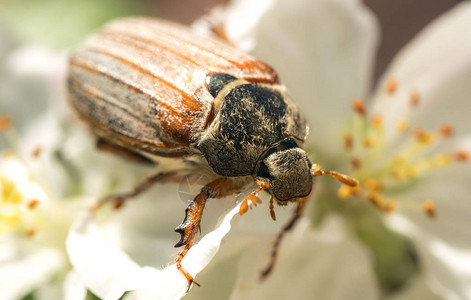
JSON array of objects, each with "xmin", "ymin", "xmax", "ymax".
[{"xmin": 67, "ymin": 17, "xmax": 357, "ymax": 291}]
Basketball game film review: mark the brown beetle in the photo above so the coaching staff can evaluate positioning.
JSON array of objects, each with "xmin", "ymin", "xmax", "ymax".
[{"xmin": 67, "ymin": 17, "xmax": 357, "ymax": 291}]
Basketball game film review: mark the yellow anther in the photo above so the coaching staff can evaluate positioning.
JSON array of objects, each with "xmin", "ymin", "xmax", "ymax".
[
  {"xmin": 351, "ymin": 98, "xmax": 367, "ymax": 116},
  {"xmin": 438, "ymin": 123, "xmax": 454, "ymax": 138},
  {"xmin": 351, "ymin": 157, "xmax": 362, "ymax": 170},
  {"xmin": 386, "ymin": 78, "xmax": 398, "ymax": 94},
  {"xmin": 371, "ymin": 114, "xmax": 383, "ymax": 130},
  {"xmin": 343, "ymin": 132, "xmax": 353, "ymax": 151},
  {"xmin": 396, "ymin": 120, "xmax": 409, "ymax": 132},
  {"xmin": 363, "ymin": 136, "xmax": 375, "ymax": 148},
  {"xmin": 364, "ymin": 178, "xmax": 382, "ymax": 192},
  {"xmin": 422, "ymin": 200, "xmax": 436, "ymax": 219},
  {"xmin": 432, "ymin": 154, "xmax": 452, "ymax": 167},
  {"xmin": 405, "ymin": 167, "xmax": 418, "ymax": 178},
  {"xmin": 392, "ymin": 156, "xmax": 406, "ymax": 166},
  {"xmin": 337, "ymin": 185, "xmax": 361, "ymax": 199},
  {"xmin": 1, "ymin": 176, "xmax": 23, "ymax": 204},
  {"xmin": 413, "ymin": 129, "xmax": 434, "ymax": 145},
  {"xmin": 32, "ymin": 146, "xmax": 42, "ymax": 158},
  {"xmin": 367, "ymin": 191, "xmax": 384, "ymax": 210},
  {"xmin": 28, "ymin": 199, "xmax": 40, "ymax": 209},
  {"xmin": 383, "ymin": 200, "xmax": 397, "ymax": 213},
  {"xmin": 454, "ymin": 150, "xmax": 469, "ymax": 162},
  {"xmin": 409, "ymin": 90, "xmax": 420, "ymax": 108},
  {"xmin": 26, "ymin": 228, "xmax": 37, "ymax": 237},
  {"xmin": 337, "ymin": 185, "xmax": 352, "ymax": 199},
  {"xmin": 0, "ymin": 116, "xmax": 12, "ymax": 131}
]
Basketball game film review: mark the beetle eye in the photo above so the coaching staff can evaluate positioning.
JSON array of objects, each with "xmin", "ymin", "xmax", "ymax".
[
  {"xmin": 256, "ymin": 161, "xmax": 272, "ymax": 181},
  {"xmin": 278, "ymin": 138, "xmax": 298, "ymax": 150}
]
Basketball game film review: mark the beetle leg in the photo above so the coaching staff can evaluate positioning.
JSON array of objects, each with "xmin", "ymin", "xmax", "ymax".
[
  {"xmin": 92, "ymin": 171, "xmax": 180, "ymax": 211},
  {"xmin": 174, "ymin": 177, "xmax": 250, "ymax": 291},
  {"xmin": 260, "ymin": 196, "xmax": 308, "ymax": 280},
  {"xmin": 239, "ymin": 181, "xmax": 271, "ymax": 215}
]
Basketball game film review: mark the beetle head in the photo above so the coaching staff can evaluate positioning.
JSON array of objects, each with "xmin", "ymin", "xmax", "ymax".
[{"xmin": 256, "ymin": 147, "xmax": 312, "ymax": 203}]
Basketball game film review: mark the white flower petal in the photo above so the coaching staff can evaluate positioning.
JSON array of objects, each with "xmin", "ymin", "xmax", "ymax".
[
  {"xmin": 386, "ymin": 137, "xmax": 471, "ymax": 300},
  {"xmin": 63, "ymin": 271, "xmax": 87, "ymax": 300},
  {"xmin": 66, "ymin": 212, "xmax": 149, "ymax": 300},
  {"xmin": 228, "ymin": 217, "xmax": 379, "ymax": 300},
  {"xmin": 225, "ymin": 0, "xmax": 379, "ymax": 157},
  {"xmin": 0, "ymin": 241, "xmax": 64, "ymax": 300},
  {"xmin": 386, "ymin": 277, "xmax": 442, "ymax": 300},
  {"xmin": 387, "ymin": 215, "xmax": 471, "ymax": 300},
  {"xmin": 125, "ymin": 203, "xmax": 243, "ymax": 300},
  {"xmin": 372, "ymin": 2, "xmax": 471, "ymax": 144},
  {"xmin": 68, "ymin": 203, "xmax": 243, "ymax": 300}
]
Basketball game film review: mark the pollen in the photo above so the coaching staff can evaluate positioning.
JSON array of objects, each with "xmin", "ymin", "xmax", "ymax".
[
  {"xmin": 371, "ymin": 114, "xmax": 383, "ymax": 131},
  {"xmin": 396, "ymin": 120, "xmax": 409, "ymax": 132},
  {"xmin": 28, "ymin": 199, "xmax": 39, "ymax": 209},
  {"xmin": 409, "ymin": 90, "xmax": 420, "ymax": 108},
  {"xmin": 422, "ymin": 200, "xmax": 436, "ymax": 219},
  {"xmin": 32, "ymin": 146, "xmax": 42, "ymax": 158},
  {"xmin": 363, "ymin": 178, "xmax": 382, "ymax": 192},
  {"xmin": 351, "ymin": 157, "xmax": 362, "ymax": 170},
  {"xmin": 386, "ymin": 78, "xmax": 398, "ymax": 94},
  {"xmin": 0, "ymin": 159, "xmax": 43, "ymax": 236},
  {"xmin": 343, "ymin": 132, "xmax": 353, "ymax": 151},
  {"xmin": 383, "ymin": 200, "xmax": 397, "ymax": 213},
  {"xmin": 351, "ymin": 98, "xmax": 367, "ymax": 116},
  {"xmin": 363, "ymin": 136, "xmax": 375, "ymax": 148},
  {"xmin": 337, "ymin": 185, "xmax": 360, "ymax": 199},
  {"xmin": 0, "ymin": 116, "xmax": 12, "ymax": 131},
  {"xmin": 342, "ymin": 83, "xmax": 462, "ymax": 219},
  {"xmin": 413, "ymin": 129, "xmax": 434, "ymax": 145},
  {"xmin": 439, "ymin": 123, "xmax": 454, "ymax": 138},
  {"xmin": 454, "ymin": 150, "xmax": 469, "ymax": 162}
]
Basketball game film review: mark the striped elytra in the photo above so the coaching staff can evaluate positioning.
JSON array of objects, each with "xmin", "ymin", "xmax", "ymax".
[{"xmin": 67, "ymin": 17, "xmax": 279, "ymax": 158}]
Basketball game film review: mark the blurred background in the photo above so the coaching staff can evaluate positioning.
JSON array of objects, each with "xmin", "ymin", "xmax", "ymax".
[{"xmin": 0, "ymin": 0, "xmax": 464, "ymax": 82}]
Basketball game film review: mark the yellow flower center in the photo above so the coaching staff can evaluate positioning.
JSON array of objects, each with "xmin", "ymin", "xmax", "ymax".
[
  {"xmin": 340, "ymin": 78, "xmax": 469, "ymax": 218},
  {"xmin": 0, "ymin": 153, "xmax": 41, "ymax": 236}
]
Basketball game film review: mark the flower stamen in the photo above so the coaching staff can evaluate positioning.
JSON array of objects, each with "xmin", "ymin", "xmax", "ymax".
[
  {"xmin": 0, "ymin": 116, "xmax": 12, "ymax": 131},
  {"xmin": 352, "ymin": 98, "xmax": 367, "ymax": 116},
  {"xmin": 409, "ymin": 90, "xmax": 420, "ymax": 108},
  {"xmin": 386, "ymin": 78, "xmax": 398, "ymax": 94},
  {"xmin": 453, "ymin": 150, "xmax": 469, "ymax": 162},
  {"xmin": 438, "ymin": 123, "xmax": 454, "ymax": 138},
  {"xmin": 422, "ymin": 200, "xmax": 437, "ymax": 219},
  {"xmin": 396, "ymin": 120, "xmax": 410, "ymax": 132}
]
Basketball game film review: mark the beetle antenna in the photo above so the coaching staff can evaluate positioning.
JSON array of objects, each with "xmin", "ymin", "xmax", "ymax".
[{"xmin": 311, "ymin": 164, "xmax": 358, "ymax": 187}]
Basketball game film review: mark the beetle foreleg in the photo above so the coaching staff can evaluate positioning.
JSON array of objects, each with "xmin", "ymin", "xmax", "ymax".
[
  {"xmin": 260, "ymin": 196, "xmax": 308, "ymax": 281},
  {"xmin": 174, "ymin": 177, "xmax": 251, "ymax": 291},
  {"xmin": 239, "ymin": 181, "xmax": 271, "ymax": 215}
]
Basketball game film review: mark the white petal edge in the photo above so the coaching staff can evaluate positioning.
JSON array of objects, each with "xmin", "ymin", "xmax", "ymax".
[
  {"xmin": 372, "ymin": 2, "xmax": 471, "ymax": 144},
  {"xmin": 229, "ymin": 216, "xmax": 379, "ymax": 300},
  {"xmin": 224, "ymin": 0, "xmax": 379, "ymax": 158},
  {"xmin": 67, "ymin": 203, "xmax": 243, "ymax": 300}
]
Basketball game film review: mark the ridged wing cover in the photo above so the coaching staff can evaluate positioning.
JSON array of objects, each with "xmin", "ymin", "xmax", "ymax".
[{"xmin": 67, "ymin": 17, "xmax": 279, "ymax": 157}]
